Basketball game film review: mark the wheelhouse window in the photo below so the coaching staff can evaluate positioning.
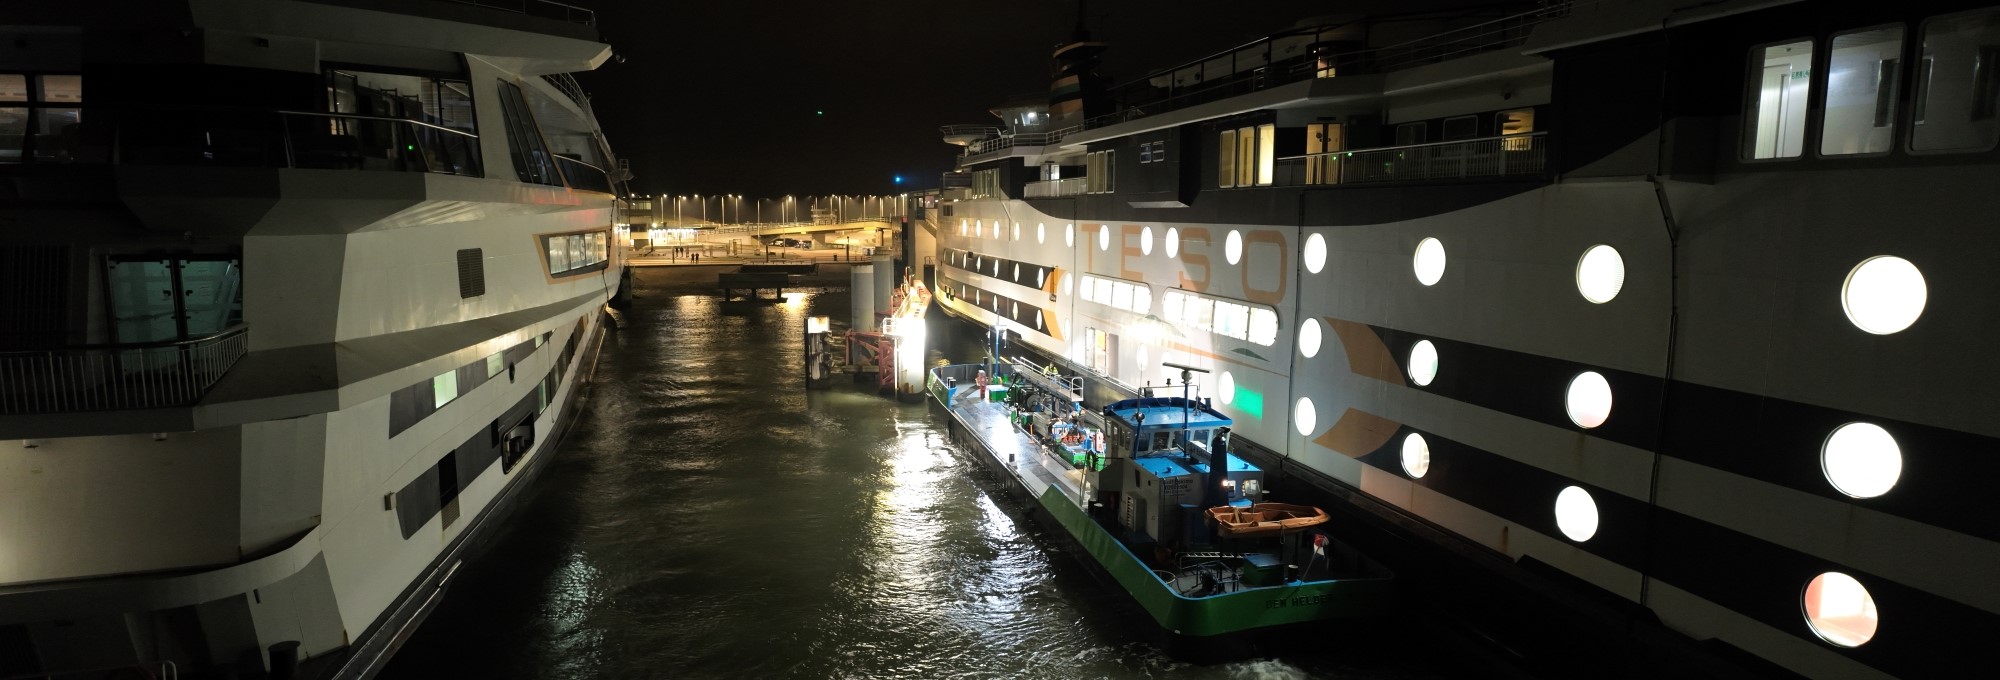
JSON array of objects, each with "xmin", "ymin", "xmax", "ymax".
[
  {"xmin": 544, "ymin": 231, "xmax": 610, "ymax": 277},
  {"xmin": 497, "ymin": 80, "xmax": 560, "ymax": 185},
  {"xmin": 1746, "ymin": 39, "xmax": 1816, "ymax": 159},
  {"xmin": 320, "ymin": 69, "xmax": 480, "ymax": 175},
  {"xmin": 970, "ymin": 168, "xmax": 1000, "ymax": 198},
  {"xmin": 1911, "ymin": 8, "xmax": 2000, "ymax": 152},
  {"xmin": 0, "ymin": 73, "xmax": 92, "ymax": 164},
  {"xmin": 1821, "ymin": 27, "xmax": 1905, "ymax": 156}
]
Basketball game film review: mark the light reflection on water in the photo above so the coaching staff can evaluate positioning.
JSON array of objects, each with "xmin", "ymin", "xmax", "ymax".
[{"xmin": 381, "ymin": 289, "xmax": 1454, "ymax": 680}]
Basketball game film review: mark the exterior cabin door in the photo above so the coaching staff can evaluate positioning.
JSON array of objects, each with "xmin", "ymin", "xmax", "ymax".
[{"xmin": 1306, "ymin": 122, "xmax": 1342, "ymax": 185}]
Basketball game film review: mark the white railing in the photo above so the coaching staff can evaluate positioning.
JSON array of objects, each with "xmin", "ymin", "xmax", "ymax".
[
  {"xmin": 0, "ymin": 326, "xmax": 250, "ymax": 414},
  {"xmin": 961, "ymin": 125, "xmax": 1085, "ymax": 156},
  {"xmin": 1023, "ymin": 177, "xmax": 1088, "ymax": 198},
  {"xmin": 1271, "ymin": 132, "xmax": 1546, "ymax": 186}
]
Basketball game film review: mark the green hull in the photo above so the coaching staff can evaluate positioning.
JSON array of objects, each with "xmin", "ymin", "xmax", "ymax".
[{"xmin": 1034, "ymin": 485, "xmax": 1396, "ymax": 637}]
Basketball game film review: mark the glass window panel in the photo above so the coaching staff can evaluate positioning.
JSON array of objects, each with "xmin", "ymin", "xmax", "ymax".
[
  {"xmin": 1195, "ymin": 298, "xmax": 1214, "ymax": 330},
  {"xmin": 1112, "ymin": 281, "xmax": 1133, "ymax": 310},
  {"xmin": 1913, "ymin": 9, "xmax": 2000, "ymax": 152},
  {"xmin": 1396, "ymin": 122, "xmax": 1426, "ymax": 146},
  {"xmin": 1822, "ymin": 27, "xmax": 1904, "ymax": 155},
  {"xmin": 37, "ymin": 75, "xmax": 81, "ymax": 103},
  {"xmin": 1132, "ymin": 285, "xmax": 1151, "ymax": 314},
  {"xmin": 1257, "ymin": 123, "xmax": 1275, "ymax": 185},
  {"xmin": 1248, "ymin": 308, "xmax": 1278, "ymax": 346},
  {"xmin": 1218, "ymin": 129, "xmax": 1236, "ymax": 187},
  {"xmin": 548, "ymin": 236, "xmax": 570, "ymax": 272},
  {"xmin": 0, "ymin": 75, "xmax": 25, "ymax": 102},
  {"xmin": 1746, "ymin": 40, "xmax": 1816, "ymax": 159},
  {"xmin": 32, "ymin": 108, "xmax": 81, "ymax": 162},
  {"xmin": 0, "ymin": 107, "xmax": 26, "ymax": 163},
  {"xmin": 567, "ymin": 235, "xmax": 585, "ymax": 270},
  {"xmin": 433, "ymin": 370, "xmax": 458, "ymax": 409},
  {"xmin": 1163, "ymin": 291, "xmax": 1184, "ymax": 323},
  {"xmin": 1237, "ymin": 126, "xmax": 1256, "ymax": 186}
]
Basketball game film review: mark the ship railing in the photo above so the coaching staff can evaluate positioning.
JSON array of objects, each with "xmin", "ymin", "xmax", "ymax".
[
  {"xmin": 542, "ymin": 73, "xmax": 590, "ymax": 109},
  {"xmin": 1270, "ymin": 132, "xmax": 1546, "ymax": 186},
  {"xmin": 554, "ymin": 155, "xmax": 614, "ymax": 193},
  {"xmin": 927, "ymin": 362, "xmax": 1020, "ymax": 404},
  {"xmin": 444, "ymin": 0, "xmax": 597, "ymax": 26},
  {"xmin": 1023, "ymin": 177, "xmax": 1089, "ymax": 198},
  {"xmin": 102, "ymin": 108, "xmax": 483, "ymax": 177},
  {"xmin": 0, "ymin": 326, "xmax": 249, "ymax": 415},
  {"xmin": 1083, "ymin": 2, "xmax": 1579, "ymax": 131},
  {"xmin": 960, "ymin": 125, "xmax": 1084, "ymax": 156}
]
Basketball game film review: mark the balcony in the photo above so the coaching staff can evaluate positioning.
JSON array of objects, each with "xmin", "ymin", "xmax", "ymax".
[
  {"xmin": 1023, "ymin": 177, "xmax": 1088, "ymax": 198},
  {"xmin": 0, "ymin": 326, "xmax": 249, "ymax": 415},
  {"xmin": 954, "ymin": 126, "xmax": 1084, "ymax": 157},
  {"xmin": 1271, "ymin": 132, "xmax": 1547, "ymax": 186}
]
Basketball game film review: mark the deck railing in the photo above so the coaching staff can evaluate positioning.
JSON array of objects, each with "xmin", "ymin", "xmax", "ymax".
[
  {"xmin": 110, "ymin": 108, "xmax": 483, "ymax": 177},
  {"xmin": 542, "ymin": 73, "xmax": 590, "ymax": 110},
  {"xmin": 444, "ymin": 0, "xmax": 597, "ymax": 25},
  {"xmin": 0, "ymin": 326, "xmax": 250, "ymax": 415},
  {"xmin": 1023, "ymin": 177, "xmax": 1088, "ymax": 198},
  {"xmin": 1270, "ymin": 132, "xmax": 1546, "ymax": 186},
  {"xmin": 960, "ymin": 126, "xmax": 1084, "ymax": 156},
  {"xmin": 554, "ymin": 155, "xmax": 613, "ymax": 193}
]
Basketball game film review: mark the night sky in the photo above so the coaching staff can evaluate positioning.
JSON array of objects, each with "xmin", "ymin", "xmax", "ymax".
[{"xmin": 571, "ymin": 0, "xmax": 1429, "ymax": 199}]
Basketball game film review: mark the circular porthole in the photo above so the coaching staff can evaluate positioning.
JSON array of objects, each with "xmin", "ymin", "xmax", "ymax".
[
  {"xmin": 1011, "ymin": 301, "xmax": 1019, "ymax": 318},
  {"xmin": 1062, "ymin": 275, "xmax": 1072, "ymax": 296},
  {"xmin": 1066, "ymin": 223, "xmax": 1075, "ymax": 247},
  {"xmin": 1565, "ymin": 371, "xmax": 1613, "ymax": 429},
  {"xmin": 1037, "ymin": 223, "xmax": 1046, "ymax": 244},
  {"xmin": 1402, "ymin": 433, "xmax": 1431, "ymax": 479},
  {"xmin": 1294, "ymin": 397, "xmax": 1317, "ymax": 437},
  {"xmin": 959, "ymin": 220, "xmax": 967, "ymax": 236},
  {"xmin": 1299, "ymin": 317, "xmax": 1323, "ymax": 358},
  {"xmin": 1141, "ymin": 226, "xmax": 1155, "ymax": 255},
  {"xmin": 992, "ymin": 260, "xmax": 1000, "ymax": 276},
  {"xmin": 1225, "ymin": 230, "xmax": 1244, "ymax": 265},
  {"xmin": 1098, "ymin": 224, "xmax": 1110, "ymax": 251},
  {"xmin": 1218, "ymin": 370, "xmax": 1236, "ymax": 405},
  {"xmin": 1803, "ymin": 572, "xmax": 1879, "ymax": 648},
  {"xmin": 1304, "ymin": 233, "xmax": 1327, "ymax": 275},
  {"xmin": 1012, "ymin": 222, "xmax": 1020, "ymax": 241},
  {"xmin": 1413, "ymin": 237, "xmax": 1447, "ymax": 286},
  {"xmin": 1842, "ymin": 256, "xmax": 1926, "ymax": 335},
  {"xmin": 1576, "ymin": 245, "xmax": 1626, "ymax": 304},
  {"xmin": 1166, "ymin": 228, "xmax": 1181, "ymax": 259},
  {"xmin": 975, "ymin": 220, "xmax": 983, "ymax": 238},
  {"xmin": 1012, "ymin": 263, "xmax": 1020, "ymax": 281},
  {"xmin": 1554, "ymin": 486, "xmax": 1598, "ymax": 542},
  {"xmin": 1821, "ymin": 423, "xmax": 1902, "ymax": 498},
  {"xmin": 1408, "ymin": 340, "xmax": 1439, "ymax": 387}
]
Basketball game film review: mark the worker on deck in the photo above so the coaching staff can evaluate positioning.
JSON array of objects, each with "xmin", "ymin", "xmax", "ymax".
[{"xmin": 976, "ymin": 369, "xmax": 990, "ymax": 400}]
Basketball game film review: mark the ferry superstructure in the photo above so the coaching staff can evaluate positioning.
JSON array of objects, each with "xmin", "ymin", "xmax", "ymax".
[
  {"xmin": 928, "ymin": 1, "xmax": 1998, "ymax": 677},
  {"xmin": 0, "ymin": 1, "xmax": 624, "ymax": 677}
]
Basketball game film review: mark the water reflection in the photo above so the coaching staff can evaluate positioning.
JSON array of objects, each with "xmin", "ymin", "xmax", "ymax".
[{"xmin": 382, "ymin": 289, "xmax": 1455, "ymax": 680}]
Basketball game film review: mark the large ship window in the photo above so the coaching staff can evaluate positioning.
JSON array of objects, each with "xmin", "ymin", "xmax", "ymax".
[
  {"xmin": 1217, "ymin": 124, "xmax": 1275, "ymax": 187},
  {"xmin": 320, "ymin": 69, "xmax": 480, "ymax": 175},
  {"xmin": 1910, "ymin": 8, "xmax": 2000, "ymax": 152},
  {"xmin": 1395, "ymin": 122, "xmax": 1426, "ymax": 146},
  {"xmin": 0, "ymin": 73, "xmax": 92, "ymax": 164},
  {"xmin": 105, "ymin": 255, "xmax": 243, "ymax": 343},
  {"xmin": 1498, "ymin": 109, "xmax": 1536, "ymax": 150},
  {"xmin": 1442, "ymin": 115, "xmax": 1479, "ymax": 141},
  {"xmin": 1218, "ymin": 129, "xmax": 1238, "ymax": 187},
  {"xmin": 497, "ymin": 80, "xmax": 561, "ymax": 185},
  {"xmin": 543, "ymin": 230, "xmax": 610, "ymax": 277},
  {"xmin": 1821, "ymin": 26, "xmax": 1905, "ymax": 156},
  {"xmin": 1745, "ymin": 39, "xmax": 1816, "ymax": 159},
  {"xmin": 1086, "ymin": 150, "xmax": 1115, "ymax": 193}
]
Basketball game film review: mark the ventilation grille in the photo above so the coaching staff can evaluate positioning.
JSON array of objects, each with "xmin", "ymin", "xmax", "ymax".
[{"xmin": 456, "ymin": 248, "xmax": 485, "ymax": 298}]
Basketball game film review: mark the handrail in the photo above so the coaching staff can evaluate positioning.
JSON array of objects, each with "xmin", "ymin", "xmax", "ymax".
[
  {"xmin": 542, "ymin": 73, "xmax": 589, "ymax": 110},
  {"xmin": 1023, "ymin": 177, "xmax": 1088, "ymax": 198},
  {"xmin": 274, "ymin": 110, "xmax": 478, "ymax": 137},
  {"xmin": 0, "ymin": 325, "xmax": 247, "ymax": 355},
  {"xmin": 0, "ymin": 325, "xmax": 252, "ymax": 414},
  {"xmin": 1270, "ymin": 132, "xmax": 1547, "ymax": 186},
  {"xmin": 444, "ymin": 0, "xmax": 597, "ymax": 26},
  {"xmin": 1275, "ymin": 131, "xmax": 1546, "ymax": 160}
]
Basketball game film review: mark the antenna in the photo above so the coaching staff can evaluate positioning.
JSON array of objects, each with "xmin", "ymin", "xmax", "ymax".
[{"xmin": 1161, "ymin": 362, "xmax": 1209, "ymax": 451}]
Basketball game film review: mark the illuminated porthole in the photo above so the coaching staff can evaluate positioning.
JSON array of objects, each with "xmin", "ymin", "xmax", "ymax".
[
  {"xmin": 1554, "ymin": 486, "xmax": 1598, "ymax": 542},
  {"xmin": 1166, "ymin": 227, "xmax": 1181, "ymax": 259},
  {"xmin": 1299, "ymin": 317, "xmax": 1323, "ymax": 358},
  {"xmin": 1576, "ymin": 245, "xmax": 1626, "ymax": 304},
  {"xmin": 975, "ymin": 220, "xmax": 983, "ymax": 238},
  {"xmin": 1035, "ymin": 314, "xmax": 1044, "ymax": 331},
  {"xmin": 1013, "ymin": 263, "xmax": 1020, "ymax": 281},
  {"xmin": 1413, "ymin": 237, "xmax": 1446, "ymax": 286},
  {"xmin": 1842, "ymin": 256, "xmax": 1927, "ymax": 335},
  {"xmin": 1036, "ymin": 267, "xmax": 1045, "ymax": 287},
  {"xmin": 1822, "ymin": 422, "xmax": 1902, "ymax": 498},
  {"xmin": 1037, "ymin": 223, "xmax": 1046, "ymax": 244},
  {"xmin": 1098, "ymin": 224, "xmax": 1110, "ymax": 251},
  {"xmin": 992, "ymin": 260, "xmax": 1000, "ymax": 276},
  {"xmin": 1225, "ymin": 229, "xmax": 1244, "ymax": 265},
  {"xmin": 1062, "ymin": 275, "xmax": 1072, "ymax": 296},
  {"xmin": 1011, "ymin": 301, "xmax": 1019, "ymax": 317},
  {"xmin": 1141, "ymin": 226, "xmax": 1155, "ymax": 255},
  {"xmin": 959, "ymin": 220, "xmax": 967, "ymax": 236},
  {"xmin": 1304, "ymin": 233, "xmax": 1327, "ymax": 274},
  {"xmin": 1066, "ymin": 223, "xmax": 1075, "ymax": 247},
  {"xmin": 1565, "ymin": 371, "xmax": 1612, "ymax": 429},
  {"xmin": 1294, "ymin": 397, "xmax": 1317, "ymax": 437},
  {"xmin": 1013, "ymin": 222, "xmax": 1020, "ymax": 241},
  {"xmin": 1218, "ymin": 370, "xmax": 1236, "ymax": 405},
  {"xmin": 1401, "ymin": 433, "xmax": 1431, "ymax": 479},
  {"xmin": 1803, "ymin": 572, "xmax": 1879, "ymax": 648},
  {"xmin": 1408, "ymin": 340, "xmax": 1439, "ymax": 387}
]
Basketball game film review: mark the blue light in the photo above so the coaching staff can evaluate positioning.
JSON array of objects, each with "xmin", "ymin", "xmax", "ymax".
[{"xmin": 893, "ymin": 175, "xmax": 905, "ymax": 185}]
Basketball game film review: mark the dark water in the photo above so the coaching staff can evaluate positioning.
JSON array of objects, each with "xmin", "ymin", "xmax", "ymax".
[{"xmin": 381, "ymin": 289, "xmax": 1466, "ymax": 679}]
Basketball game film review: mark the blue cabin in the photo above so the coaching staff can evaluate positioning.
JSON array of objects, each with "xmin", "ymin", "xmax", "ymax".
[{"xmin": 1097, "ymin": 397, "xmax": 1264, "ymax": 547}]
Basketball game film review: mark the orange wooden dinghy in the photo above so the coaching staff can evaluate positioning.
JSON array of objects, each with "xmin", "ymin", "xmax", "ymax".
[{"xmin": 1205, "ymin": 503, "xmax": 1330, "ymax": 538}]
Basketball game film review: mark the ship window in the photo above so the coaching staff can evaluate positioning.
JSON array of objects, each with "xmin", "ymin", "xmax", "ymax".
[
  {"xmin": 1293, "ymin": 396, "xmax": 1316, "ymax": 436},
  {"xmin": 543, "ymin": 231, "xmax": 611, "ymax": 277},
  {"xmin": 1746, "ymin": 39, "xmax": 1817, "ymax": 159},
  {"xmin": 1140, "ymin": 226, "xmax": 1154, "ymax": 255},
  {"xmin": 1803, "ymin": 572, "xmax": 1880, "ymax": 647},
  {"xmin": 1822, "ymin": 422, "xmax": 1903, "ymax": 498},
  {"xmin": 0, "ymin": 73, "xmax": 96, "ymax": 164},
  {"xmin": 1576, "ymin": 245, "xmax": 1626, "ymax": 304},
  {"xmin": 1413, "ymin": 237, "xmax": 1447, "ymax": 286},
  {"xmin": 497, "ymin": 80, "xmax": 560, "ymax": 184},
  {"xmin": 1554, "ymin": 486, "xmax": 1599, "ymax": 541},
  {"xmin": 1218, "ymin": 370, "xmax": 1236, "ymax": 405},
  {"xmin": 1842, "ymin": 255, "xmax": 1927, "ymax": 334},
  {"xmin": 1218, "ymin": 129, "xmax": 1238, "ymax": 187},
  {"xmin": 1299, "ymin": 317, "xmax": 1323, "ymax": 358},
  {"xmin": 1402, "ymin": 433, "xmax": 1431, "ymax": 479},
  {"xmin": 1395, "ymin": 122, "xmax": 1426, "ymax": 146},
  {"xmin": 432, "ymin": 369, "xmax": 458, "ymax": 409},
  {"xmin": 1256, "ymin": 123, "xmax": 1275, "ymax": 184},
  {"xmin": 1822, "ymin": 27, "xmax": 1906, "ymax": 156},
  {"xmin": 1911, "ymin": 8, "xmax": 2000, "ymax": 152},
  {"xmin": 1565, "ymin": 371, "xmax": 1613, "ymax": 429},
  {"xmin": 1086, "ymin": 150, "xmax": 1115, "ymax": 193},
  {"xmin": 1166, "ymin": 227, "xmax": 1181, "ymax": 259},
  {"xmin": 1304, "ymin": 233, "xmax": 1327, "ymax": 274},
  {"xmin": 1409, "ymin": 340, "xmax": 1439, "ymax": 387},
  {"xmin": 1442, "ymin": 116, "xmax": 1479, "ymax": 141}
]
